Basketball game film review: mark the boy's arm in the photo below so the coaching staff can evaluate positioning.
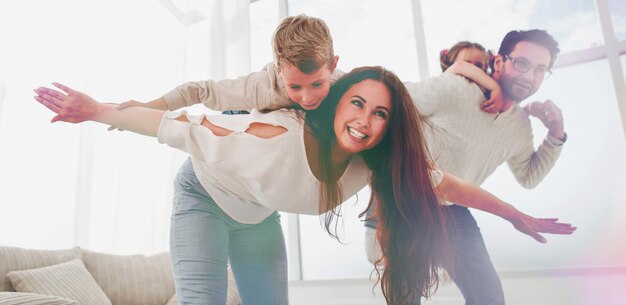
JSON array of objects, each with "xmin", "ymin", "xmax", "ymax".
[
  {"xmin": 117, "ymin": 97, "xmax": 168, "ymax": 110},
  {"xmin": 118, "ymin": 63, "xmax": 292, "ymax": 112},
  {"xmin": 445, "ymin": 61, "xmax": 503, "ymax": 113},
  {"xmin": 436, "ymin": 171, "xmax": 576, "ymax": 243},
  {"xmin": 164, "ymin": 63, "xmax": 291, "ymax": 111}
]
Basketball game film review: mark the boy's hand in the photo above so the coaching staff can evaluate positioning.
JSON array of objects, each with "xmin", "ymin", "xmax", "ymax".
[{"xmin": 480, "ymin": 87, "xmax": 503, "ymax": 113}]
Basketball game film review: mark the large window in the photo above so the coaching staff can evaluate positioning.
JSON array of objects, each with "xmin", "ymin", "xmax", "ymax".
[
  {"xmin": 480, "ymin": 58, "xmax": 626, "ymax": 270},
  {"xmin": 421, "ymin": 0, "xmax": 604, "ymax": 76},
  {"xmin": 0, "ymin": 0, "xmax": 197, "ymax": 254},
  {"xmin": 250, "ymin": 0, "xmax": 279, "ymax": 69},
  {"xmin": 609, "ymin": 0, "xmax": 626, "ymax": 41},
  {"xmin": 287, "ymin": 0, "xmax": 422, "ymax": 81}
]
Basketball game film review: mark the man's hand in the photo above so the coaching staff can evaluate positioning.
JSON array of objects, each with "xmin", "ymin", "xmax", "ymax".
[
  {"xmin": 34, "ymin": 82, "xmax": 100, "ymax": 123},
  {"xmin": 523, "ymin": 100, "xmax": 565, "ymax": 140}
]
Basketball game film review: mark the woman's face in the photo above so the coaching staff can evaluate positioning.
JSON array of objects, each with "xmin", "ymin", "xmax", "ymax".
[
  {"xmin": 456, "ymin": 47, "xmax": 488, "ymax": 71},
  {"xmin": 333, "ymin": 79, "xmax": 392, "ymax": 155}
]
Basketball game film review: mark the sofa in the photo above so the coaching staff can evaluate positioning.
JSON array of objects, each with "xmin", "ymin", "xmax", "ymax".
[{"xmin": 0, "ymin": 245, "xmax": 240, "ymax": 305}]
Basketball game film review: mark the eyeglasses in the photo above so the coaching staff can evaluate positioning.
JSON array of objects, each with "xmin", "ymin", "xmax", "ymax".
[{"xmin": 504, "ymin": 55, "xmax": 552, "ymax": 79}]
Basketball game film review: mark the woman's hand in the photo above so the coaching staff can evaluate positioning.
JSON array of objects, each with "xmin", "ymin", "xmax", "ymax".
[
  {"xmin": 508, "ymin": 212, "xmax": 576, "ymax": 243},
  {"xmin": 34, "ymin": 82, "xmax": 101, "ymax": 124},
  {"xmin": 437, "ymin": 172, "xmax": 576, "ymax": 243}
]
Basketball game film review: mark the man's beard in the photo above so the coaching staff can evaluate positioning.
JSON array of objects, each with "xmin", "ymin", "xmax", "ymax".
[{"xmin": 500, "ymin": 75, "xmax": 536, "ymax": 103}]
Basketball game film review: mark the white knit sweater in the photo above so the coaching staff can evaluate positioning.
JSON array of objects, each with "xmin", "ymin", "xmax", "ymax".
[{"xmin": 405, "ymin": 73, "xmax": 564, "ymax": 189}]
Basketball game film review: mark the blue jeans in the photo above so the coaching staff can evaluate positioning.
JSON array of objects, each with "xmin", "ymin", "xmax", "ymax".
[
  {"xmin": 171, "ymin": 158, "xmax": 288, "ymax": 305},
  {"xmin": 445, "ymin": 205, "xmax": 505, "ymax": 305},
  {"xmin": 364, "ymin": 204, "xmax": 505, "ymax": 305}
]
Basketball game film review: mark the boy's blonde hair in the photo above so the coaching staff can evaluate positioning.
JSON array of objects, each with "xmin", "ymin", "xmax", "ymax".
[{"xmin": 272, "ymin": 14, "xmax": 335, "ymax": 74}]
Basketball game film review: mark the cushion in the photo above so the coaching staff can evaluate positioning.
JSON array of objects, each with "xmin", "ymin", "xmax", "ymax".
[
  {"xmin": 7, "ymin": 259, "xmax": 111, "ymax": 305},
  {"xmin": 81, "ymin": 250, "xmax": 174, "ymax": 305},
  {"xmin": 0, "ymin": 292, "xmax": 77, "ymax": 305},
  {"xmin": 0, "ymin": 246, "xmax": 81, "ymax": 291}
]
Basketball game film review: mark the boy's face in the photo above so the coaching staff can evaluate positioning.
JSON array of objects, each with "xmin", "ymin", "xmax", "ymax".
[{"xmin": 279, "ymin": 56, "xmax": 338, "ymax": 110}]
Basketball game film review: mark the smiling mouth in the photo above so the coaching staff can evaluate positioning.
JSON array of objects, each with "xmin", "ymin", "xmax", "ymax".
[
  {"xmin": 300, "ymin": 102, "xmax": 320, "ymax": 109},
  {"xmin": 348, "ymin": 127, "xmax": 368, "ymax": 140}
]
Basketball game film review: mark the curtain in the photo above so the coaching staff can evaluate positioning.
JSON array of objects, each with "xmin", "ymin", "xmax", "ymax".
[{"xmin": 0, "ymin": 0, "xmax": 251, "ymax": 255}]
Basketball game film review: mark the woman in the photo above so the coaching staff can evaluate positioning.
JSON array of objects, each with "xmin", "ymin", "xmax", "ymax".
[{"xmin": 34, "ymin": 66, "xmax": 574, "ymax": 305}]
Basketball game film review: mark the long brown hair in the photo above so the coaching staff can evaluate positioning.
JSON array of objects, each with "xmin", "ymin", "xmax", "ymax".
[{"xmin": 306, "ymin": 66, "xmax": 451, "ymax": 305}]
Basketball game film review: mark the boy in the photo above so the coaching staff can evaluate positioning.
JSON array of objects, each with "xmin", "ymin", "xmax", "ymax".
[{"xmin": 118, "ymin": 14, "xmax": 340, "ymax": 112}]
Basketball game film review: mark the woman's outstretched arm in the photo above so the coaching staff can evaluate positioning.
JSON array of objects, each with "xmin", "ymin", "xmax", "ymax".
[
  {"xmin": 436, "ymin": 171, "xmax": 576, "ymax": 243},
  {"xmin": 34, "ymin": 83, "xmax": 164, "ymax": 137}
]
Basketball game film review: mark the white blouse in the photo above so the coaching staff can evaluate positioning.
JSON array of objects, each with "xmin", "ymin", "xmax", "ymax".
[{"xmin": 157, "ymin": 108, "xmax": 371, "ymax": 224}]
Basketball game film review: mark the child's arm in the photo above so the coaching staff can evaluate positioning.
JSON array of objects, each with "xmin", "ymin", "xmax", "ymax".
[
  {"xmin": 117, "ymin": 63, "xmax": 288, "ymax": 112},
  {"xmin": 106, "ymin": 63, "xmax": 289, "ymax": 131},
  {"xmin": 117, "ymin": 97, "xmax": 169, "ymax": 111},
  {"xmin": 445, "ymin": 61, "xmax": 503, "ymax": 113},
  {"xmin": 435, "ymin": 171, "xmax": 576, "ymax": 243}
]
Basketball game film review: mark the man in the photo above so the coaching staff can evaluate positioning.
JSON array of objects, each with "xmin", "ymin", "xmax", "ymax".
[{"xmin": 365, "ymin": 29, "xmax": 566, "ymax": 305}]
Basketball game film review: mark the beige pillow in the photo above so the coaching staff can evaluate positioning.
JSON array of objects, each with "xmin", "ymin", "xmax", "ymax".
[
  {"xmin": 7, "ymin": 259, "xmax": 111, "ymax": 305},
  {"xmin": 81, "ymin": 250, "xmax": 174, "ymax": 305},
  {"xmin": 0, "ymin": 246, "xmax": 81, "ymax": 291},
  {"xmin": 0, "ymin": 292, "xmax": 77, "ymax": 305}
]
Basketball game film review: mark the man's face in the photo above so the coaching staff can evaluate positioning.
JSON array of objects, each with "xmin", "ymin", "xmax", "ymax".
[{"xmin": 494, "ymin": 41, "xmax": 552, "ymax": 102}]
